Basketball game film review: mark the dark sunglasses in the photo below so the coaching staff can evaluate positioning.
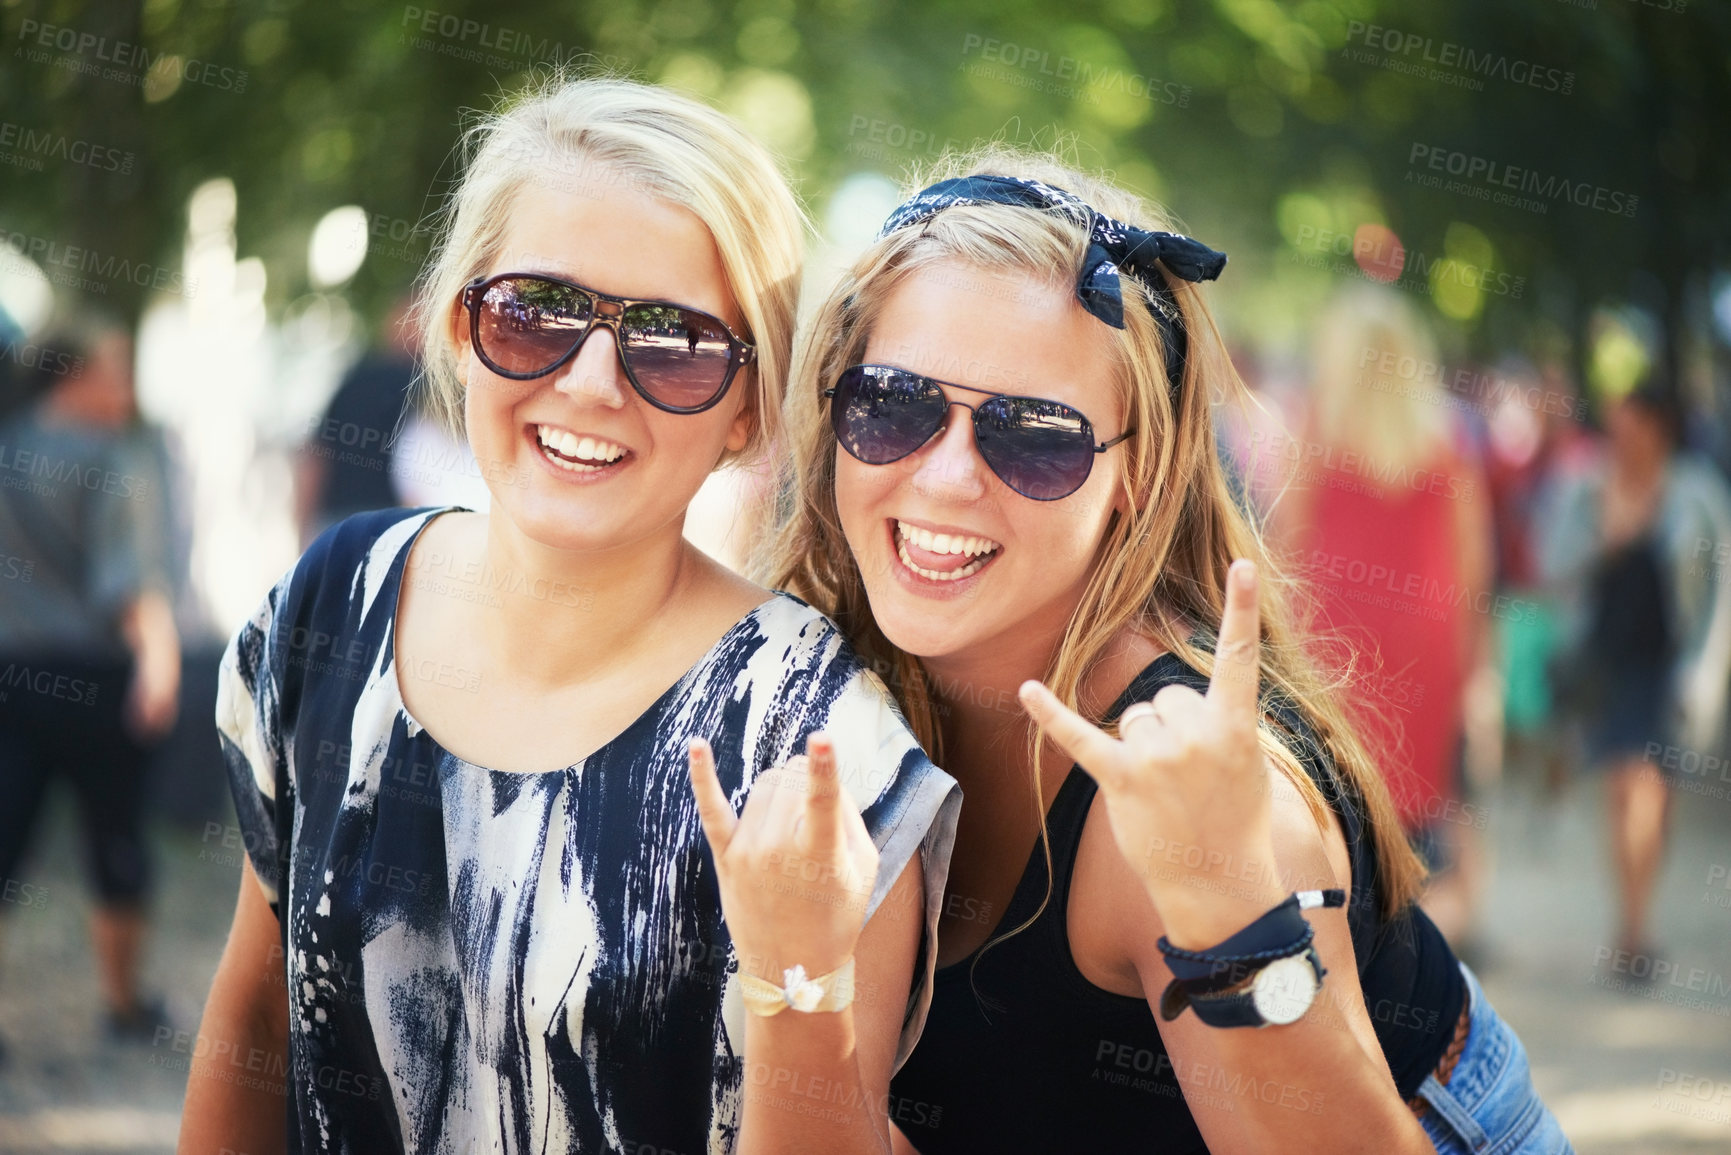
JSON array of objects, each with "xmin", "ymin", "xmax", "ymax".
[
  {"xmin": 460, "ymin": 272, "xmax": 756, "ymax": 414},
  {"xmin": 824, "ymin": 364, "xmax": 1132, "ymax": 501}
]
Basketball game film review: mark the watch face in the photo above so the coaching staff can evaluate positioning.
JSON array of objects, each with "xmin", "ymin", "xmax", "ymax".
[{"xmin": 1252, "ymin": 955, "xmax": 1318, "ymax": 1025}]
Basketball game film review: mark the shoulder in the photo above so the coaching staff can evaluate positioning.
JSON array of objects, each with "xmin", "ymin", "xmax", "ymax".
[
  {"xmin": 734, "ymin": 592, "xmax": 873, "ymax": 680},
  {"xmin": 727, "ymin": 593, "xmax": 944, "ymax": 796},
  {"xmin": 223, "ymin": 506, "xmax": 455, "ymax": 677}
]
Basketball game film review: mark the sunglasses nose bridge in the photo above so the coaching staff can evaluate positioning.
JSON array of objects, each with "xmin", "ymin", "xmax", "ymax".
[
  {"xmin": 550, "ymin": 317, "xmax": 630, "ymax": 408},
  {"xmin": 907, "ymin": 397, "xmax": 991, "ymax": 497}
]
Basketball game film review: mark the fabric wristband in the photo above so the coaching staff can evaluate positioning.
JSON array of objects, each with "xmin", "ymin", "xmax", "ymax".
[
  {"xmin": 737, "ymin": 958, "xmax": 857, "ymax": 1017},
  {"xmin": 1158, "ymin": 889, "xmax": 1346, "ymax": 984}
]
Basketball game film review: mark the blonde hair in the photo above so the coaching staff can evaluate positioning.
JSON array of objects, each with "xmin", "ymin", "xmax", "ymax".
[
  {"xmin": 411, "ymin": 74, "xmax": 807, "ymax": 469},
  {"xmin": 1309, "ymin": 283, "xmax": 1452, "ymax": 474},
  {"xmin": 765, "ymin": 146, "xmax": 1425, "ymax": 931}
]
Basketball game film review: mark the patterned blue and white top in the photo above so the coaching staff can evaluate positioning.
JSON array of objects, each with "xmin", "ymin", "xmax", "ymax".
[{"xmin": 216, "ymin": 506, "xmax": 961, "ymax": 1155}]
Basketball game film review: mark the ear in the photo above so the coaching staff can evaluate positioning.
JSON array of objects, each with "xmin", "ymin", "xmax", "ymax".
[
  {"xmin": 1111, "ymin": 460, "xmax": 1133, "ymax": 516},
  {"xmin": 724, "ymin": 367, "xmax": 758, "ymax": 454},
  {"xmin": 448, "ymin": 292, "xmax": 470, "ymax": 357}
]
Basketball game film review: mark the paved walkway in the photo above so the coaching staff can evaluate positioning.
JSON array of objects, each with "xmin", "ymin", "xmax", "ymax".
[{"xmin": 1, "ymin": 759, "xmax": 1728, "ymax": 1152}]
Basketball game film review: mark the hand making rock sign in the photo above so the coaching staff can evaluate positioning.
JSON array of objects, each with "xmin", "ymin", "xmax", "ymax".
[{"xmin": 1019, "ymin": 559, "xmax": 1288, "ymax": 948}]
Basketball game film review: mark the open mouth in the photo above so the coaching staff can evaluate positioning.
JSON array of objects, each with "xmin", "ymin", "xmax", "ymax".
[
  {"xmin": 893, "ymin": 519, "xmax": 1002, "ymax": 583},
  {"xmin": 534, "ymin": 424, "xmax": 631, "ymax": 474}
]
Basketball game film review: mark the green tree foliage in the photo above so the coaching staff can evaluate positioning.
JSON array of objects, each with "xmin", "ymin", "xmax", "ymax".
[{"xmin": 0, "ymin": 0, "xmax": 1724, "ymax": 384}]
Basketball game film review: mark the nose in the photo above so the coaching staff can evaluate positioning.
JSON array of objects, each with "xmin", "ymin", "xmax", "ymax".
[
  {"xmin": 909, "ymin": 401, "xmax": 989, "ymax": 501},
  {"xmin": 550, "ymin": 320, "xmax": 628, "ymax": 409}
]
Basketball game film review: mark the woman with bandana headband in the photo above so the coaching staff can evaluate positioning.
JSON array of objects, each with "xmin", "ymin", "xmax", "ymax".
[{"xmin": 760, "ymin": 150, "xmax": 1571, "ymax": 1153}]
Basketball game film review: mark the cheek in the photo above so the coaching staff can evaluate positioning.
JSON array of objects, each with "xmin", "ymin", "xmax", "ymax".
[
  {"xmin": 833, "ymin": 451, "xmax": 891, "ymax": 541},
  {"xmin": 1013, "ymin": 491, "xmax": 1117, "ymax": 584},
  {"xmin": 462, "ymin": 372, "xmax": 520, "ymax": 456}
]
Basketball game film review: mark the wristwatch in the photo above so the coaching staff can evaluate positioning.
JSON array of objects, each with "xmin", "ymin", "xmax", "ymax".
[{"xmin": 1185, "ymin": 947, "xmax": 1326, "ymax": 1028}]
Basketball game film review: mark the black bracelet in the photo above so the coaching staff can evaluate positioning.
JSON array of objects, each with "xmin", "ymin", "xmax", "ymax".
[
  {"xmin": 1156, "ymin": 925, "xmax": 1316, "ymax": 966},
  {"xmin": 1156, "ymin": 889, "xmax": 1345, "ymax": 986}
]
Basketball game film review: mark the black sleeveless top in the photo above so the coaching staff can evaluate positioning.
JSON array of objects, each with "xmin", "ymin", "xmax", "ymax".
[{"xmin": 890, "ymin": 654, "xmax": 1465, "ymax": 1154}]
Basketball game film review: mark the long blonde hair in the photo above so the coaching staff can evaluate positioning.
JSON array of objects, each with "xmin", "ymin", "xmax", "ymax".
[
  {"xmin": 411, "ymin": 73, "xmax": 807, "ymax": 469},
  {"xmin": 1310, "ymin": 283, "xmax": 1452, "ymax": 474},
  {"xmin": 766, "ymin": 146, "xmax": 1424, "ymax": 924}
]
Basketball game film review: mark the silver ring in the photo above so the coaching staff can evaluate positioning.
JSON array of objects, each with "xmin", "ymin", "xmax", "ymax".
[{"xmin": 1117, "ymin": 701, "xmax": 1160, "ymax": 737}]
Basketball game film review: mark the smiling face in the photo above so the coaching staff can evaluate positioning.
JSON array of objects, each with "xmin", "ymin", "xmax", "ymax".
[
  {"xmin": 456, "ymin": 167, "xmax": 753, "ymax": 554},
  {"xmin": 835, "ymin": 261, "xmax": 1129, "ymax": 665}
]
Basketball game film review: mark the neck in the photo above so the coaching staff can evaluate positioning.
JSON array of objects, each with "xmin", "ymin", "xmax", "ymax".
[
  {"xmin": 923, "ymin": 619, "xmax": 1066, "ymax": 801},
  {"xmin": 475, "ymin": 509, "xmax": 702, "ymax": 688}
]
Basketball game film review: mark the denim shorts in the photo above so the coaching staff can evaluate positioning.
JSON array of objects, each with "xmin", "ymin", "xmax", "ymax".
[{"xmin": 1414, "ymin": 963, "xmax": 1574, "ymax": 1155}]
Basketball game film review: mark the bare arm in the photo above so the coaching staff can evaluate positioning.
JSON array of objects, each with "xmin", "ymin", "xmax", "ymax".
[
  {"xmin": 692, "ymin": 735, "xmax": 926, "ymax": 1155},
  {"xmin": 1021, "ymin": 561, "xmax": 1432, "ymax": 1154},
  {"xmin": 177, "ymin": 857, "xmax": 290, "ymax": 1155},
  {"xmin": 1126, "ymin": 773, "xmax": 1426, "ymax": 1153},
  {"xmin": 739, "ymin": 855, "xmax": 923, "ymax": 1155},
  {"xmin": 120, "ymin": 589, "xmax": 180, "ymax": 741}
]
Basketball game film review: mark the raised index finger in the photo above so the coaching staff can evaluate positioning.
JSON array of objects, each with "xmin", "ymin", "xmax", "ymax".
[{"xmin": 1208, "ymin": 559, "xmax": 1262, "ymax": 722}]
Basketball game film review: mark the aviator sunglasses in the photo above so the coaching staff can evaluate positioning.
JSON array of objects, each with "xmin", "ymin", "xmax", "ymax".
[
  {"xmin": 460, "ymin": 272, "xmax": 756, "ymax": 414},
  {"xmin": 825, "ymin": 363, "xmax": 1133, "ymax": 501}
]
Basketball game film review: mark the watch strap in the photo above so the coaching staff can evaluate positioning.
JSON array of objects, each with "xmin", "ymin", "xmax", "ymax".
[{"xmin": 1169, "ymin": 948, "xmax": 1326, "ymax": 1028}]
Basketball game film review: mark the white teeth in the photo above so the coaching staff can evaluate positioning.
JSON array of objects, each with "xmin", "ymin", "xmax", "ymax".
[
  {"xmin": 898, "ymin": 538, "xmax": 991, "ymax": 582},
  {"xmin": 893, "ymin": 520, "xmax": 1001, "ymax": 583},
  {"xmin": 895, "ymin": 520, "xmax": 1001, "ymax": 557},
  {"xmin": 536, "ymin": 425, "xmax": 628, "ymax": 469}
]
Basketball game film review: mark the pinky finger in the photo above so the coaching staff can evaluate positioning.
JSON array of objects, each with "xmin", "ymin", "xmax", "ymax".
[{"xmin": 687, "ymin": 738, "xmax": 739, "ymax": 857}]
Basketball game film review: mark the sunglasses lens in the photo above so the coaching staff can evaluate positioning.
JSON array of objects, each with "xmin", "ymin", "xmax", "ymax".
[
  {"xmin": 975, "ymin": 396, "xmax": 1096, "ymax": 500},
  {"xmin": 831, "ymin": 367, "xmax": 947, "ymax": 465},
  {"xmin": 618, "ymin": 305, "xmax": 737, "ymax": 411},
  {"xmin": 474, "ymin": 277, "xmax": 593, "ymax": 376}
]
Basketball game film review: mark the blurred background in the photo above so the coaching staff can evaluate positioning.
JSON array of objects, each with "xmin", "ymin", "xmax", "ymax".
[{"xmin": 0, "ymin": 0, "xmax": 1728, "ymax": 1151}]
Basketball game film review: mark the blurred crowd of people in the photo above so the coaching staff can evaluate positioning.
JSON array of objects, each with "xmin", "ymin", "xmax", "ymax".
[
  {"xmin": 2, "ymin": 279, "xmax": 1729, "ymax": 1051},
  {"xmin": 1232, "ymin": 283, "xmax": 1731, "ymax": 966}
]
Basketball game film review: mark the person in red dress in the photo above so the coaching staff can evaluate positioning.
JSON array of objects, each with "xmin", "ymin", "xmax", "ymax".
[{"xmin": 1261, "ymin": 285, "xmax": 1495, "ymax": 946}]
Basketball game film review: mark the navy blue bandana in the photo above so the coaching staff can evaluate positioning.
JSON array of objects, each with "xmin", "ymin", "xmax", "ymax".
[{"xmin": 877, "ymin": 174, "xmax": 1228, "ymax": 387}]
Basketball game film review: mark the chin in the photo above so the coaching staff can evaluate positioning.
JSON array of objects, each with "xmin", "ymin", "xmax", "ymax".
[{"xmin": 870, "ymin": 585, "xmax": 981, "ymax": 663}]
